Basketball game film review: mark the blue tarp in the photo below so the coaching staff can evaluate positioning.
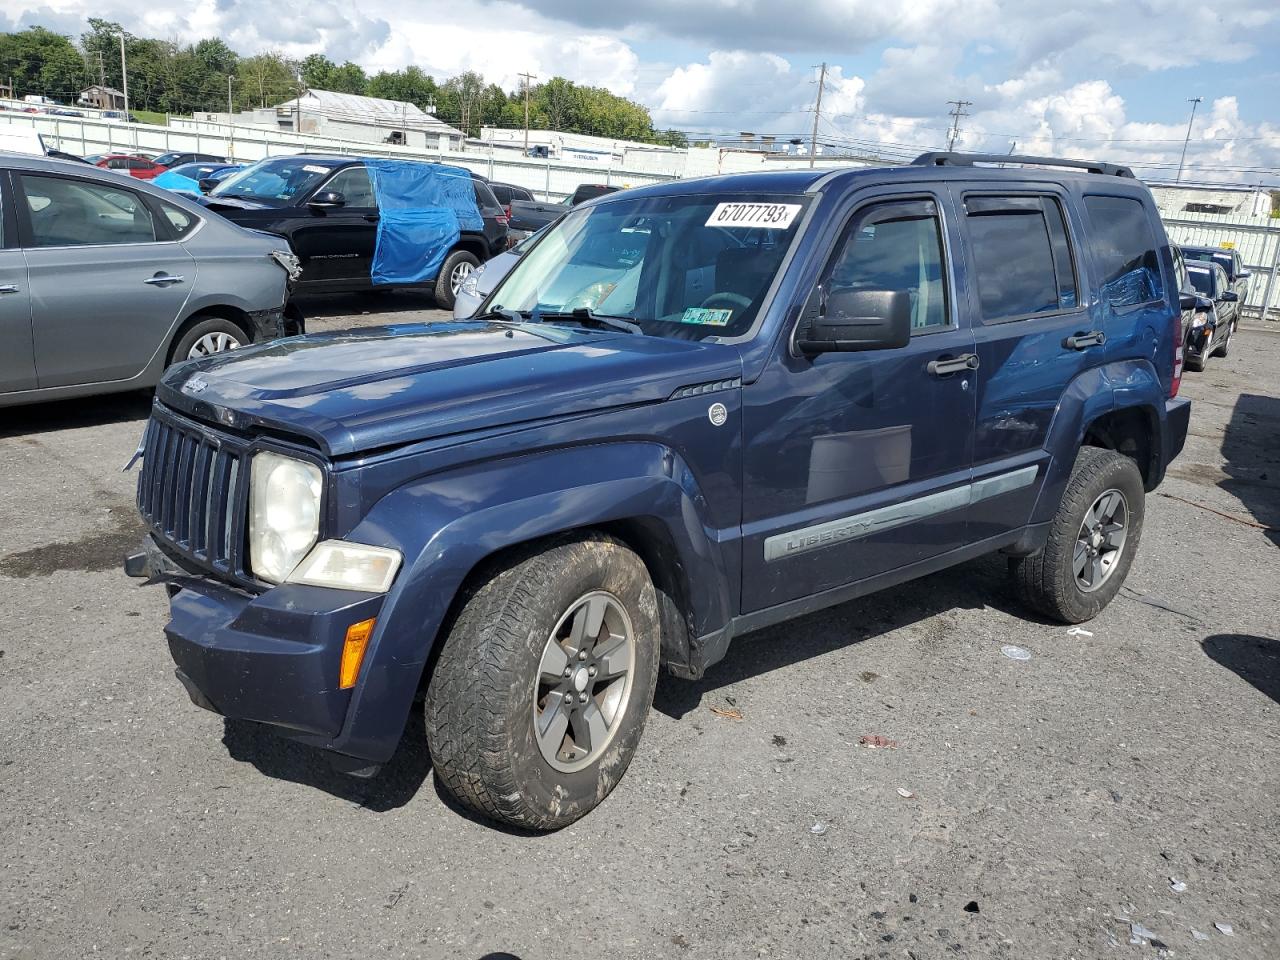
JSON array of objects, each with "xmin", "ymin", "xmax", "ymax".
[{"xmin": 365, "ymin": 160, "xmax": 484, "ymax": 285}]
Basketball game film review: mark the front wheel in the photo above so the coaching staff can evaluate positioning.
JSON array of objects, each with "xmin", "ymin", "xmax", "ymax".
[
  {"xmin": 425, "ymin": 533, "xmax": 660, "ymax": 830},
  {"xmin": 433, "ymin": 250, "xmax": 480, "ymax": 311},
  {"xmin": 1213, "ymin": 320, "xmax": 1235, "ymax": 357},
  {"xmin": 1010, "ymin": 447, "xmax": 1145, "ymax": 623}
]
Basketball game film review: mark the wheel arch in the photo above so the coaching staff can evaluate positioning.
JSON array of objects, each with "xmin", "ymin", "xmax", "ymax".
[
  {"xmin": 166, "ymin": 305, "xmax": 254, "ymax": 365},
  {"xmin": 327, "ymin": 441, "xmax": 732, "ymax": 763}
]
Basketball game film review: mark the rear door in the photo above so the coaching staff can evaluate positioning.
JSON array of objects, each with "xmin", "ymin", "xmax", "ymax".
[
  {"xmin": 16, "ymin": 172, "xmax": 194, "ymax": 387},
  {"xmin": 952, "ymin": 184, "xmax": 1098, "ymax": 539},
  {"xmin": 0, "ymin": 171, "xmax": 37, "ymax": 393}
]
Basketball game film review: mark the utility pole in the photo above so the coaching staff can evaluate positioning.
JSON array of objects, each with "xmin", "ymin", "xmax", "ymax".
[
  {"xmin": 808, "ymin": 62, "xmax": 827, "ymax": 169},
  {"xmin": 118, "ymin": 33, "xmax": 129, "ymax": 119},
  {"xmin": 226, "ymin": 75, "xmax": 236, "ymax": 160},
  {"xmin": 1176, "ymin": 96, "xmax": 1203, "ymax": 182},
  {"xmin": 946, "ymin": 99, "xmax": 972, "ymax": 151},
  {"xmin": 96, "ymin": 51, "xmax": 105, "ymax": 89},
  {"xmin": 518, "ymin": 72, "xmax": 536, "ymax": 154}
]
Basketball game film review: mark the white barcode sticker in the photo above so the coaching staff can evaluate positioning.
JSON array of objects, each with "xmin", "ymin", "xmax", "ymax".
[{"xmin": 705, "ymin": 202, "xmax": 802, "ymax": 229}]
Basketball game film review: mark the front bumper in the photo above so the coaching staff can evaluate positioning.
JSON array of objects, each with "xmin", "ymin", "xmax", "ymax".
[{"xmin": 129, "ymin": 537, "xmax": 383, "ymax": 743}]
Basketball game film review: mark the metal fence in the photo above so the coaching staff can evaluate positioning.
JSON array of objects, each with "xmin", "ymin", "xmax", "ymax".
[{"xmin": 1158, "ymin": 209, "xmax": 1280, "ymax": 320}]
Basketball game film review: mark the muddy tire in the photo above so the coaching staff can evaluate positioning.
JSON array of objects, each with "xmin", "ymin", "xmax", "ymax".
[
  {"xmin": 425, "ymin": 533, "xmax": 660, "ymax": 830},
  {"xmin": 1010, "ymin": 447, "xmax": 1145, "ymax": 623}
]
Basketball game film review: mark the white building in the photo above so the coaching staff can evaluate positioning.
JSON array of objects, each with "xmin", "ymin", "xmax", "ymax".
[
  {"xmin": 1148, "ymin": 181, "xmax": 1274, "ymax": 219},
  {"xmin": 220, "ymin": 89, "xmax": 466, "ymax": 151}
]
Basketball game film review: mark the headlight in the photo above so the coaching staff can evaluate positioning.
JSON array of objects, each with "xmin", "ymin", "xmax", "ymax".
[
  {"xmin": 460, "ymin": 265, "xmax": 484, "ymax": 297},
  {"xmin": 249, "ymin": 451, "xmax": 322, "ymax": 583},
  {"xmin": 286, "ymin": 540, "xmax": 402, "ymax": 593}
]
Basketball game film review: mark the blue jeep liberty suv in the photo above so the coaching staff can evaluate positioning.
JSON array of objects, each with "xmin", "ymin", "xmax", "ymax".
[{"xmin": 127, "ymin": 152, "xmax": 1192, "ymax": 830}]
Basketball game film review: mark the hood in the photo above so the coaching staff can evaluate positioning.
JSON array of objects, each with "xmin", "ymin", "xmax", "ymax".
[
  {"xmin": 197, "ymin": 195, "xmax": 276, "ymax": 213},
  {"xmin": 158, "ymin": 321, "xmax": 742, "ymax": 457}
]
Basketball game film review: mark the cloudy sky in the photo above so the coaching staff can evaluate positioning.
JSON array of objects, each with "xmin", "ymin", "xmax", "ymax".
[{"xmin": 7, "ymin": 0, "xmax": 1280, "ymax": 182}]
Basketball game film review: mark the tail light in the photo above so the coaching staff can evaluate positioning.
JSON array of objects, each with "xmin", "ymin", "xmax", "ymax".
[
  {"xmin": 1170, "ymin": 311, "xmax": 1184, "ymax": 398},
  {"xmin": 494, "ymin": 209, "xmax": 510, "ymax": 226},
  {"xmin": 504, "ymin": 204, "xmax": 512, "ymax": 220}
]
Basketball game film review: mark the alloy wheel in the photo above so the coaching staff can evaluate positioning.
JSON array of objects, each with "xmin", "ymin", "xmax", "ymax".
[
  {"xmin": 533, "ymin": 591, "xmax": 636, "ymax": 773},
  {"xmin": 187, "ymin": 331, "xmax": 242, "ymax": 359},
  {"xmin": 1074, "ymin": 488, "xmax": 1128, "ymax": 592},
  {"xmin": 450, "ymin": 261, "xmax": 475, "ymax": 296}
]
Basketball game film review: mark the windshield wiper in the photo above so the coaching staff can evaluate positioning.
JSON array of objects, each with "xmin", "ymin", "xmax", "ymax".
[
  {"xmin": 472, "ymin": 306, "xmax": 525, "ymax": 323},
  {"xmin": 530, "ymin": 308, "xmax": 642, "ymax": 335}
]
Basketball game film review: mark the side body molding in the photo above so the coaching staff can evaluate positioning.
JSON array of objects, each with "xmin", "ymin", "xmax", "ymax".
[{"xmin": 322, "ymin": 441, "xmax": 733, "ymax": 763}]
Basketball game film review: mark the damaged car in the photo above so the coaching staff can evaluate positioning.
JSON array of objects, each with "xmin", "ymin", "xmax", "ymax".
[{"xmin": 0, "ymin": 154, "xmax": 302, "ymax": 408}]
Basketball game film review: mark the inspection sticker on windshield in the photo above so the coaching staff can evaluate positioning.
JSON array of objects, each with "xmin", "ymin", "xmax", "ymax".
[
  {"xmin": 706, "ymin": 202, "xmax": 801, "ymax": 229},
  {"xmin": 679, "ymin": 307, "xmax": 733, "ymax": 326},
  {"xmin": 302, "ymin": 165, "xmax": 330, "ymax": 174}
]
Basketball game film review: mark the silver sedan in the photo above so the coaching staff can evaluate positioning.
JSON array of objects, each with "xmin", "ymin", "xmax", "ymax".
[{"xmin": 0, "ymin": 153, "xmax": 300, "ymax": 408}]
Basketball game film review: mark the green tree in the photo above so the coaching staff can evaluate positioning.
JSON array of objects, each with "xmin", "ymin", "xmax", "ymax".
[
  {"xmin": 0, "ymin": 26, "xmax": 87, "ymax": 102},
  {"xmin": 366, "ymin": 67, "xmax": 438, "ymax": 110},
  {"xmin": 237, "ymin": 51, "xmax": 299, "ymax": 108}
]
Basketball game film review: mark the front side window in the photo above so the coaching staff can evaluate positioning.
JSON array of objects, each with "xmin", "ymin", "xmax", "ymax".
[
  {"xmin": 1084, "ymin": 195, "xmax": 1163, "ymax": 308},
  {"xmin": 323, "ymin": 166, "xmax": 376, "ymax": 207},
  {"xmin": 490, "ymin": 192, "xmax": 811, "ymax": 341},
  {"xmin": 20, "ymin": 175, "xmax": 156, "ymax": 247},
  {"xmin": 826, "ymin": 199, "xmax": 949, "ymax": 331},
  {"xmin": 965, "ymin": 195, "xmax": 1077, "ymax": 322}
]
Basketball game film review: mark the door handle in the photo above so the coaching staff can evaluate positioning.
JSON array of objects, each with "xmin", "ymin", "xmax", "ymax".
[
  {"xmin": 0, "ymin": 284, "xmax": 18, "ymax": 294},
  {"xmin": 1064, "ymin": 330, "xmax": 1105, "ymax": 350},
  {"xmin": 927, "ymin": 353, "xmax": 979, "ymax": 376},
  {"xmin": 144, "ymin": 275, "xmax": 184, "ymax": 285}
]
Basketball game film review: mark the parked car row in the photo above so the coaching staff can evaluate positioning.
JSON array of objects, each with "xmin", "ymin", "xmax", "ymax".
[
  {"xmin": 507, "ymin": 182, "xmax": 620, "ymax": 239},
  {"xmin": 1173, "ymin": 242, "xmax": 1249, "ymax": 372}
]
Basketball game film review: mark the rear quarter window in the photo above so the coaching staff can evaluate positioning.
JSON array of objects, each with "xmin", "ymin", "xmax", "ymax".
[{"xmin": 1084, "ymin": 195, "xmax": 1164, "ymax": 308}]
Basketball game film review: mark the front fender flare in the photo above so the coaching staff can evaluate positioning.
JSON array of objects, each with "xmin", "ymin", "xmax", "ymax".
[{"xmin": 329, "ymin": 441, "xmax": 732, "ymax": 763}]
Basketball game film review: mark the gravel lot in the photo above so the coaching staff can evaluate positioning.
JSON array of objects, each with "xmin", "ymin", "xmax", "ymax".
[{"xmin": 1, "ymin": 300, "xmax": 1277, "ymax": 960}]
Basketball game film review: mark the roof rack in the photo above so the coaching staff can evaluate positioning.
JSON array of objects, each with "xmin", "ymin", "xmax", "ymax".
[{"xmin": 912, "ymin": 152, "xmax": 1135, "ymax": 179}]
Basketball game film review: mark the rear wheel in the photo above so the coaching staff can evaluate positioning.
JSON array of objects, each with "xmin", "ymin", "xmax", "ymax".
[
  {"xmin": 1010, "ymin": 447, "xmax": 1145, "ymax": 623},
  {"xmin": 169, "ymin": 316, "xmax": 247, "ymax": 366},
  {"xmin": 433, "ymin": 250, "xmax": 479, "ymax": 310},
  {"xmin": 425, "ymin": 533, "xmax": 660, "ymax": 830},
  {"xmin": 1213, "ymin": 319, "xmax": 1235, "ymax": 357}
]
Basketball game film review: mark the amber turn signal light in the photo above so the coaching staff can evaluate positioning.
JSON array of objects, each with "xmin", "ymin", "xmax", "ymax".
[{"xmin": 339, "ymin": 618, "xmax": 377, "ymax": 689}]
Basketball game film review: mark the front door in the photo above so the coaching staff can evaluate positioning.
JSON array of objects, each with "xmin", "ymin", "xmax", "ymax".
[
  {"xmin": 291, "ymin": 165, "xmax": 379, "ymax": 287},
  {"xmin": 15, "ymin": 172, "xmax": 194, "ymax": 387},
  {"xmin": 741, "ymin": 193, "xmax": 977, "ymax": 612}
]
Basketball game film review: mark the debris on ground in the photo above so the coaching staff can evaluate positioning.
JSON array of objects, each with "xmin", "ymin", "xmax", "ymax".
[
  {"xmin": 860, "ymin": 671, "xmax": 880, "ymax": 683},
  {"xmin": 896, "ymin": 787, "xmax": 914, "ymax": 798},
  {"xmin": 1001, "ymin": 644, "xmax": 1032, "ymax": 661},
  {"xmin": 809, "ymin": 822, "xmax": 828, "ymax": 836},
  {"xmin": 1192, "ymin": 929, "xmax": 1210, "ymax": 941},
  {"xmin": 1215, "ymin": 922, "xmax": 1234, "ymax": 936},
  {"xmin": 710, "ymin": 706, "xmax": 744, "ymax": 721},
  {"xmin": 1129, "ymin": 922, "xmax": 1159, "ymax": 945},
  {"xmin": 1067, "ymin": 626, "xmax": 1094, "ymax": 637},
  {"xmin": 771, "ymin": 734, "xmax": 787, "ymax": 747},
  {"xmin": 859, "ymin": 734, "xmax": 899, "ymax": 749},
  {"xmin": 962, "ymin": 901, "xmax": 980, "ymax": 914},
  {"xmin": 1169, "ymin": 877, "xmax": 1187, "ymax": 893}
]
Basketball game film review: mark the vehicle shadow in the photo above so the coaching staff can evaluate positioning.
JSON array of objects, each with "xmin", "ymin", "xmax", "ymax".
[
  {"xmin": 0, "ymin": 391, "xmax": 152, "ymax": 439},
  {"xmin": 653, "ymin": 552, "xmax": 1030, "ymax": 719},
  {"xmin": 294, "ymin": 289, "xmax": 443, "ymax": 321},
  {"xmin": 1201, "ymin": 633, "xmax": 1280, "ymax": 705},
  {"xmin": 221, "ymin": 707, "xmax": 432, "ymax": 813},
  {"xmin": 1220, "ymin": 393, "xmax": 1280, "ymax": 547}
]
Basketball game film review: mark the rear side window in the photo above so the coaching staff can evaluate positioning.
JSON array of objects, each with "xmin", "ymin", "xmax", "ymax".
[
  {"xmin": 1084, "ymin": 195, "xmax": 1163, "ymax": 308},
  {"xmin": 19, "ymin": 174, "xmax": 156, "ymax": 247},
  {"xmin": 490, "ymin": 184, "xmax": 512, "ymax": 205},
  {"xmin": 473, "ymin": 181, "xmax": 502, "ymax": 215},
  {"xmin": 159, "ymin": 200, "xmax": 199, "ymax": 239},
  {"xmin": 964, "ymin": 195, "xmax": 1078, "ymax": 322}
]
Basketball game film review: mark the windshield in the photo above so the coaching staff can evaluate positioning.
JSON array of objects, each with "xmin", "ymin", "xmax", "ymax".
[
  {"xmin": 153, "ymin": 152, "xmax": 180, "ymax": 166},
  {"xmin": 488, "ymin": 192, "xmax": 810, "ymax": 340},
  {"xmin": 209, "ymin": 157, "xmax": 334, "ymax": 205},
  {"xmin": 1186, "ymin": 268, "xmax": 1213, "ymax": 295}
]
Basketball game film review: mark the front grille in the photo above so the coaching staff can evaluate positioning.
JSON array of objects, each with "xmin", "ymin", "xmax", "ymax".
[{"xmin": 136, "ymin": 408, "xmax": 247, "ymax": 577}]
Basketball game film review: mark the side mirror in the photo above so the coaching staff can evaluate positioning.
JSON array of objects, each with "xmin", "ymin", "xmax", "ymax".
[
  {"xmin": 197, "ymin": 177, "xmax": 218, "ymax": 194},
  {"xmin": 309, "ymin": 190, "xmax": 346, "ymax": 210},
  {"xmin": 1219, "ymin": 291, "xmax": 1239, "ymax": 303},
  {"xmin": 1179, "ymin": 291, "xmax": 1213, "ymax": 312},
  {"xmin": 796, "ymin": 287, "xmax": 912, "ymax": 354}
]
